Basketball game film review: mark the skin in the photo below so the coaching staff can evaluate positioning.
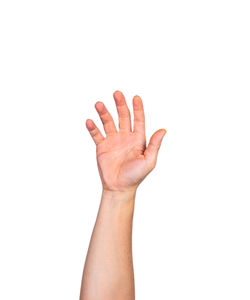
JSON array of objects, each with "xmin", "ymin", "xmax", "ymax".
[{"xmin": 80, "ymin": 90, "xmax": 166, "ymax": 300}]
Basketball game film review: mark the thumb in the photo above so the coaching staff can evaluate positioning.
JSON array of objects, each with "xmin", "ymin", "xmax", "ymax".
[{"xmin": 144, "ymin": 129, "xmax": 167, "ymax": 166}]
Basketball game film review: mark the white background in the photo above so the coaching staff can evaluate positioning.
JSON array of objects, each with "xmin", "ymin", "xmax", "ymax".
[{"xmin": 0, "ymin": 0, "xmax": 250, "ymax": 299}]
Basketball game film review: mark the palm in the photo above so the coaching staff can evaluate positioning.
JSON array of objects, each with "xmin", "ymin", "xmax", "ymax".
[
  {"xmin": 86, "ymin": 91, "xmax": 166, "ymax": 192},
  {"xmin": 97, "ymin": 131, "xmax": 147, "ymax": 191}
]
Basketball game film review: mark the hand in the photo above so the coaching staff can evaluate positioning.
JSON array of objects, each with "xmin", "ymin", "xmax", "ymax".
[{"xmin": 86, "ymin": 91, "xmax": 167, "ymax": 193}]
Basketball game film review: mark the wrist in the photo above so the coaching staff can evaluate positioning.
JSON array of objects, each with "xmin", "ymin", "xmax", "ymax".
[
  {"xmin": 99, "ymin": 188, "xmax": 137, "ymax": 220},
  {"xmin": 101, "ymin": 189, "xmax": 137, "ymax": 213},
  {"xmin": 102, "ymin": 188, "xmax": 137, "ymax": 200}
]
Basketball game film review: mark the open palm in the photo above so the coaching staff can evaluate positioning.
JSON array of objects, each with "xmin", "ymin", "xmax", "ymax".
[{"xmin": 86, "ymin": 91, "xmax": 166, "ymax": 192}]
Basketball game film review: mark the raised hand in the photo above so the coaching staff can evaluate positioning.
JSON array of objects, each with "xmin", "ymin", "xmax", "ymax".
[{"xmin": 86, "ymin": 90, "xmax": 167, "ymax": 193}]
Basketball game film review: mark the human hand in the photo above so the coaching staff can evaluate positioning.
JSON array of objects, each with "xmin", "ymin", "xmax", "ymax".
[{"xmin": 86, "ymin": 91, "xmax": 167, "ymax": 193}]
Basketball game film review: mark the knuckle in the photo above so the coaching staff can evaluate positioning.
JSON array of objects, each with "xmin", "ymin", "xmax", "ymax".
[{"xmin": 91, "ymin": 129, "xmax": 99, "ymax": 137}]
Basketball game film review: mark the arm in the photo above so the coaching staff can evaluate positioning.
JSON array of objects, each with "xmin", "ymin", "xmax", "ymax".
[{"xmin": 80, "ymin": 91, "xmax": 166, "ymax": 300}]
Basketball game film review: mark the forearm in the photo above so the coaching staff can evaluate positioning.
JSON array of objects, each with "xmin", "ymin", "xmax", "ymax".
[{"xmin": 80, "ymin": 189, "xmax": 137, "ymax": 300}]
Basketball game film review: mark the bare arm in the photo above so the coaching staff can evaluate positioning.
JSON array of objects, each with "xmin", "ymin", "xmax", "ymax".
[{"xmin": 80, "ymin": 91, "xmax": 166, "ymax": 300}]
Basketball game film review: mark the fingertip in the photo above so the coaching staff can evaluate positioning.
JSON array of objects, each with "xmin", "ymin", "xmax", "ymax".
[
  {"xmin": 95, "ymin": 101, "xmax": 104, "ymax": 111},
  {"xmin": 158, "ymin": 129, "xmax": 167, "ymax": 142},
  {"xmin": 133, "ymin": 95, "xmax": 143, "ymax": 108},
  {"xmin": 95, "ymin": 101, "xmax": 103, "ymax": 107},
  {"xmin": 113, "ymin": 90, "xmax": 126, "ymax": 106},
  {"xmin": 86, "ymin": 119, "xmax": 95, "ymax": 130},
  {"xmin": 133, "ymin": 95, "xmax": 141, "ymax": 101},
  {"xmin": 151, "ymin": 129, "xmax": 167, "ymax": 145},
  {"xmin": 86, "ymin": 118, "xmax": 91, "ymax": 126},
  {"xmin": 161, "ymin": 129, "xmax": 167, "ymax": 136},
  {"xmin": 113, "ymin": 90, "xmax": 122, "ymax": 97}
]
